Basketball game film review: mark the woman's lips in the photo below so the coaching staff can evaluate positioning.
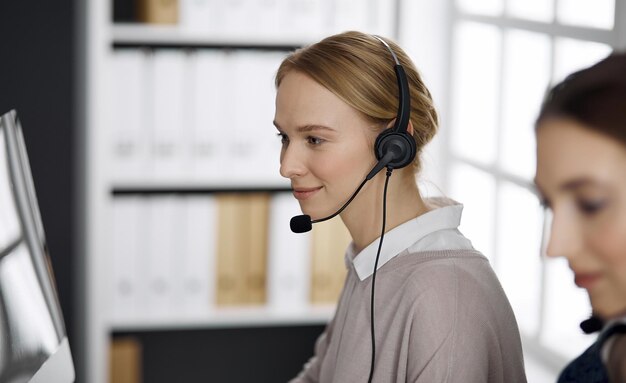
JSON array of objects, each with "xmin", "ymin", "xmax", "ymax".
[
  {"xmin": 293, "ymin": 186, "xmax": 323, "ymax": 200},
  {"xmin": 574, "ymin": 273, "xmax": 602, "ymax": 289}
]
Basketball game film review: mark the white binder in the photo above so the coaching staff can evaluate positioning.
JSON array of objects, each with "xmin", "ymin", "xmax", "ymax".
[
  {"xmin": 180, "ymin": 0, "xmax": 218, "ymax": 34},
  {"xmin": 111, "ymin": 197, "xmax": 144, "ymax": 321},
  {"xmin": 333, "ymin": 0, "xmax": 369, "ymax": 33},
  {"xmin": 144, "ymin": 196, "xmax": 180, "ymax": 315},
  {"xmin": 267, "ymin": 192, "xmax": 311, "ymax": 312},
  {"xmin": 110, "ymin": 50, "xmax": 149, "ymax": 183},
  {"xmin": 251, "ymin": 0, "xmax": 281, "ymax": 37},
  {"xmin": 280, "ymin": 0, "xmax": 330, "ymax": 40},
  {"xmin": 250, "ymin": 51, "xmax": 287, "ymax": 186},
  {"xmin": 218, "ymin": 0, "xmax": 251, "ymax": 36},
  {"xmin": 150, "ymin": 50, "xmax": 190, "ymax": 182},
  {"xmin": 226, "ymin": 51, "xmax": 285, "ymax": 186},
  {"xmin": 190, "ymin": 50, "xmax": 227, "ymax": 183},
  {"xmin": 177, "ymin": 196, "xmax": 217, "ymax": 313}
]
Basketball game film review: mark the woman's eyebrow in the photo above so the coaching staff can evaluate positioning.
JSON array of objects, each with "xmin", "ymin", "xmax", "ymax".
[
  {"xmin": 272, "ymin": 121, "xmax": 336, "ymax": 133},
  {"xmin": 534, "ymin": 177, "xmax": 603, "ymax": 192},
  {"xmin": 296, "ymin": 124, "xmax": 336, "ymax": 133},
  {"xmin": 560, "ymin": 178, "xmax": 603, "ymax": 192}
]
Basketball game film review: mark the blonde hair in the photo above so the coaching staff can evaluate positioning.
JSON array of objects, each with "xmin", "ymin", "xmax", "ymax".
[{"xmin": 275, "ymin": 31, "xmax": 438, "ymax": 173}]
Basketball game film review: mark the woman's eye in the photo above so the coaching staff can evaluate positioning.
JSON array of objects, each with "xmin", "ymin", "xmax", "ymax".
[
  {"xmin": 276, "ymin": 133, "xmax": 288, "ymax": 145},
  {"xmin": 577, "ymin": 199, "xmax": 607, "ymax": 215},
  {"xmin": 307, "ymin": 136, "xmax": 324, "ymax": 145}
]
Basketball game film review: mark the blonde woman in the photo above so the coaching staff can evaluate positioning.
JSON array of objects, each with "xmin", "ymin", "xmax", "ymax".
[
  {"xmin": 273, "ymin": 31, "xmax": 526, "ymax": 383},
  {"xmin": 535, "ymin": 52, "xmax": 626, "ymax": 382}
]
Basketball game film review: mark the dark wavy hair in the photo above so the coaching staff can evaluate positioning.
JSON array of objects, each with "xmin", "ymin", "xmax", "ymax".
[{"xmin": 536, "ymin": 52, "xmax": 626, "ymax": 145}]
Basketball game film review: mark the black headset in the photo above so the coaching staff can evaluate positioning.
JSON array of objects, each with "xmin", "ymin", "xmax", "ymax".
[{"xmin": 370, "ymin": 35, "xmax": 416, "ymax": 174}]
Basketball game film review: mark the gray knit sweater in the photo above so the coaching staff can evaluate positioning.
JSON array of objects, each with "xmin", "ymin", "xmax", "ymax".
[{"xmin": 290, "ymin": 248, "xmax": 527, "ymax": 383}]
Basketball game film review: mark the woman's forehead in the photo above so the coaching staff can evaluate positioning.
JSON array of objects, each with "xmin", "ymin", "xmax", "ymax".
[{"xmin": 536, "ymin": 118, "xmax": 626, "ymax": 192}]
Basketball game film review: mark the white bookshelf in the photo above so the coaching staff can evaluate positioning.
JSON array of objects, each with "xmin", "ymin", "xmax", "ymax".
[
  {"xmin": 111, "ymin": 23, "xmax": 323, "ymax": 47},
  {"xmin": 82, "ymin": 1, "xmax": 398, "ymax": 382},
  {"xmin": 110, "ymin": 305, "xmax": 336, "ymax": 332}
]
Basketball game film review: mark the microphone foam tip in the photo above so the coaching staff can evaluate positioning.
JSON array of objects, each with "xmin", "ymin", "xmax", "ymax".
[{"xmin": 290, "ymin": 215, "xmax": 312, "ymax": 233}]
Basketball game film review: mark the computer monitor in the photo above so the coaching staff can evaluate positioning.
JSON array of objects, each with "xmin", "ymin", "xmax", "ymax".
[{"xmin": 0, "ymin": 109, "xmax": 75, "ymax": 383}]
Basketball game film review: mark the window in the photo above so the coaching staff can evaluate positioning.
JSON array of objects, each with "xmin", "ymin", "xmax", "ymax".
[{"xmin": 446, "ymin": 0, "xmax": 622, "ymax": 367}]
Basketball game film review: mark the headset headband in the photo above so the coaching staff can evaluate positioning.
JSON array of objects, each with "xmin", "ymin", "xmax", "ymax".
[{"xmin": 371, "ymin": 35, "xmax": 411, "ymax": 134}]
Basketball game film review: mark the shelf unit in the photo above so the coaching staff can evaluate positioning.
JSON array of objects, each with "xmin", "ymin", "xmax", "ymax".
[
  {"xmin": 82, "ymin": 1, "xmax": 398, "ymax": 382},
  {"xmin": 111, "ymin": 23, "xmax": 316, "ymax": 48},
  {"xmin": 111, "ymin": 304, "xmax": 337, "ymax": 332}
]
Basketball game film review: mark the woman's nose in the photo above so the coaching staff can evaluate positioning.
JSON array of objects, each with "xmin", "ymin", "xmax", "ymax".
[
  {"xmin": 279, "ymin": 145, "xmax": 307, "ymax": 179},
  {"xmin": 545, "ymin": 207, "xmax": 581, "ymax": 259}
]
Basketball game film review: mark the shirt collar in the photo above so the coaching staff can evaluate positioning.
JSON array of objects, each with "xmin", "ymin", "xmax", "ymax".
[{"xmin": 346, "ymin": 198, "xmax": 464, "ymax": 281}]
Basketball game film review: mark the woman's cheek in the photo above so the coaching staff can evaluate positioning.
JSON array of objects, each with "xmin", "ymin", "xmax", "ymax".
[{"xmin": 590, "ymin": 219, "xmax": 626, "ymax": 266}]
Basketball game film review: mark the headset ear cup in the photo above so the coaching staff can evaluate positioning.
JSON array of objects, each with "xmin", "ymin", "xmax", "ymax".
[{"xmin": 374, "ymin": 130, "xmax": 417, "ymax": 170}]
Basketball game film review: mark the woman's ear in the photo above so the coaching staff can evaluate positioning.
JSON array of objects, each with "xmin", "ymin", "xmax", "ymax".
[{"xmin": 407, "ymin": 120, "xmax": 414, "ymax": 136}]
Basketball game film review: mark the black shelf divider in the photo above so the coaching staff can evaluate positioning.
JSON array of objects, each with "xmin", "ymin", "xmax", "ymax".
[
  {"xmin": 112, "ymin": 41, "xmax": 301, "ymax": 51},
  {"xmin": 112, "ymin": 186, "xmax": 292, "ymax": 196}
]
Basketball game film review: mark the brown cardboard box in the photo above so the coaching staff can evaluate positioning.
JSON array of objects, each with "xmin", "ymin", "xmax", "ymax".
[
  {"xmin": 110, "ymin": 337, "xmax": 142, "ymax": 383},
  {"xmin": 138, "ymin": 0, "xmax": 179, "ymax": 24}
]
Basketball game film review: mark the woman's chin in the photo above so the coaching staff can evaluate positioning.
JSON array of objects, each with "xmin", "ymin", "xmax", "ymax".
[
  {"xmin": 300, "ymin": 208, "xmax": 332, "ymax": 221},
  {"xmin": 590, "ymin": 299, "xmax": 626, "ymax": 321}
]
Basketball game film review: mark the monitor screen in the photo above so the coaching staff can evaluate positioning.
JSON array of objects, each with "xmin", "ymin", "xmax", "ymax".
[{"xmin": 0, "ymin": 109, "xmax": 75, "ymax": 383}]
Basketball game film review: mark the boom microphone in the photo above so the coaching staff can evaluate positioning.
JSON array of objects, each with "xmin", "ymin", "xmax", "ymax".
[
  {"xmin": 290, "ymin": 215, "xmax": 313, "ymax": 233},
  {"xmin": 289, "ymin": 151, "xmax": 396, "ymax": 233}
]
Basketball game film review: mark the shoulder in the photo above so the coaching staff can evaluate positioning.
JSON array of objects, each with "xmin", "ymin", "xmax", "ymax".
[
  {"xmin": 558, "ymin": 341, "xmax": 609, "ymax": 383},
  {"xmin": 386, "ymin": 249, "xmax": 518, "ymax": 334},
  {"xmin": 387, "ymin": 249, "xmax": 500, "ymax": 303}
]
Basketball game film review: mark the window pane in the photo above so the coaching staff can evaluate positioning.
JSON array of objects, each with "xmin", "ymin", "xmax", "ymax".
[
  {"xmin": 456, "ymin": 0, "xmax": 503, "ymax": 16},
  {"xmin": 557, "ymin": 0, "xmax": 615, "ymax": 29},
  {"xmin": 501, "ymin": 30, "xmax": 550, "ymax": 179},
  {"xmin": 451, "ymin": 22, "xmax": 501, "ymax": 164},
  {"xmin": 553, "ymin": 38, "xmax": 612, "ymax": 84},
  {"xmin": 542, "ymin": 257, "xmax": 596, "ymax": 359},
  {"xmin": 496, "ymin": 182, "xmax": 543, "ymax": 335},
  {"xmin": 448, "ymin": 162, "xmax": 496, "ymax": 262},
  {"xmin": 507, "ymin": 0, "xmax": 554, "ymax": 22}
]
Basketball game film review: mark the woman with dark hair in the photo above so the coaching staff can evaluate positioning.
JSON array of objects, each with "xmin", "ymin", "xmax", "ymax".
[{"xmin": 534, "ymin": 52, "xmax": 626, "ymax": 382}]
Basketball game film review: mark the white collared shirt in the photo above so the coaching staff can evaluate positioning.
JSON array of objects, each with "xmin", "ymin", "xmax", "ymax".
[{"xmin": 346, "ymin": 196, "xmax": 474, "ymax": 281}]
